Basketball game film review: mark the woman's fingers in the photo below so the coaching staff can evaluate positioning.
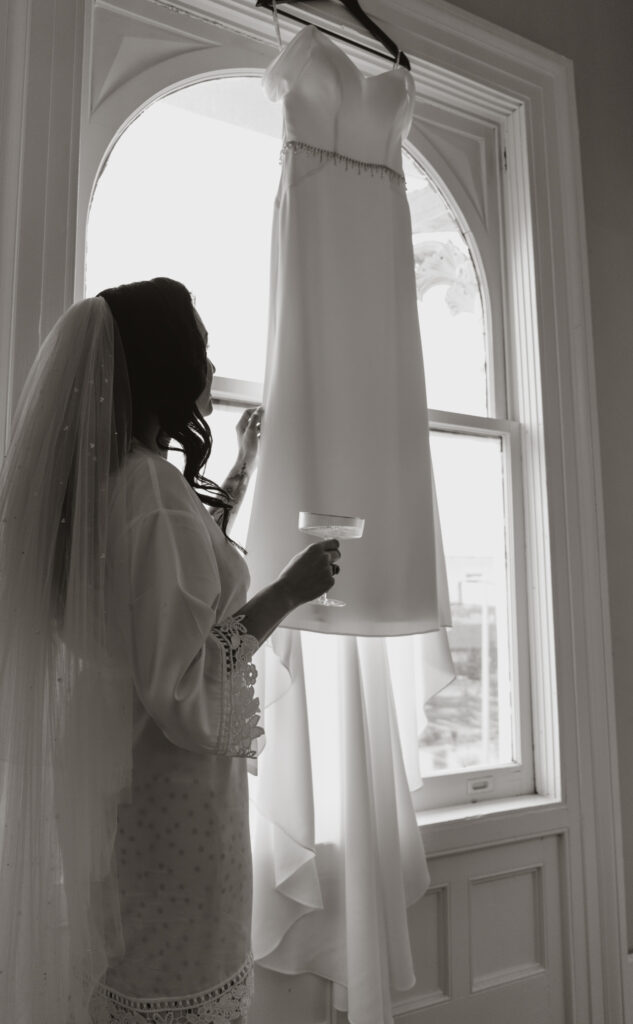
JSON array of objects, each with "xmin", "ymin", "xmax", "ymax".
[
  {"xmin": 236, "ymin": 405, "xmax": 264, "ymax": 435},
  {"xmin": 278, "ymin": 539, "xmax": 343, "ymax": 604},
  {"xmin": 235, "ymin": 408, "xmax": 250, "ymax": 432},
  {"xmin": 321, "ymin": 539, "xmax": 340, "ymax": 553},
  {"xmin": 321, "ymin": 541, "xmax": 341, "ymax": 579}
]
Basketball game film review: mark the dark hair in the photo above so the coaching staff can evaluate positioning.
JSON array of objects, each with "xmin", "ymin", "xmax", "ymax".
[{"xmin": 98, "ymin": 278, "xmax": 233, "ymax": 530}]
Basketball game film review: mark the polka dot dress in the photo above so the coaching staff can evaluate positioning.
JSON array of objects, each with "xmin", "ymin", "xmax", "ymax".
[{"xmin": 107, "ymin": 744, "xmax": 252, "ymax": 997}]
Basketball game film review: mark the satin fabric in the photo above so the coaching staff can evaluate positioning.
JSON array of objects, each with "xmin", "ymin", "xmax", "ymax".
[
  {"xmin": 248, "ymin": 28, "xmax": 454, "ymax": 1024},
  {"xmin": 246, "ymin": 25, "xmax": 447, "ymax": 636}
]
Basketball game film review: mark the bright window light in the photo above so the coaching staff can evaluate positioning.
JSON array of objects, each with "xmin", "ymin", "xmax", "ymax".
[{"xmin": 85, "ymin": 75, "xmax": 517, "ymax": 789}]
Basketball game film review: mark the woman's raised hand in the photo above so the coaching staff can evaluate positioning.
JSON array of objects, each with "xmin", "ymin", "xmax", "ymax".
[
  {"xmin": 277, "ymin": 540, "xmax": 341, "ymax": 607},
  {"xmin": 235, "ymin": 406, "xmax": 263, "ymax": 468}
]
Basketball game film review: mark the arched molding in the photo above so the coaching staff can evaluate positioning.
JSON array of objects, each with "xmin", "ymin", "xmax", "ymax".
[{"xmin": 78, "ymin": 45, "xmax": 272, "ymax": 295}]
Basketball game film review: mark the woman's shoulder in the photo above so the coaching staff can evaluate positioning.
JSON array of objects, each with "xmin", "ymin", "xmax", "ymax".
[{"xmin": 117, "ymin": 445, "xmax": 201, "ymax": 521}]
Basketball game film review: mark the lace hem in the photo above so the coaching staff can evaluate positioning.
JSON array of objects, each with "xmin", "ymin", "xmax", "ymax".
[
  {"xmin": 281, "ymin": 139, "xmax": 406, "ymax": 185},
  {"xmin": 210, "ymin": 614, "xmax": 263, "ymax": 758},
  {"xmin": 90, "ymin": 955, "xmax": 254, "ymax": 1023}
]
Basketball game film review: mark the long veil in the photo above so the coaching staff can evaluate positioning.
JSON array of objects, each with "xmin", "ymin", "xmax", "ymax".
[{"xmin": 0, "ymin": 297, "xmax": 134, "ymax": 1023}]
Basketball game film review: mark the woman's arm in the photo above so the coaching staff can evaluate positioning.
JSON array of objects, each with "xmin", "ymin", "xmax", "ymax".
[
  {"xmin": 221, "ymin": 456, "xmax": 251, "ymax": 521},
  {"xmin": 227, "ymin": 538, "xmax": 341, "ymax": 645},
  {"xmin": 220, "ymin": 406, "xmax": 262, "ymax": 523},
  {"xmin": 121, "ymin": 456, "xmax": 341, "ymax": 756}
]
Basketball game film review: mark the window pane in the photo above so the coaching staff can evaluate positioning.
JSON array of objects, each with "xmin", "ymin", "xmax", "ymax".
[
  {"xmin": 404, "ymin": 152, "xmax": 488, "ymax": 416},
  {"xmin": 86, "ymin": 78, "xmax": 282, "ymax": 384},
  {"xmin": 86, "ymin": 83, "xmax": 489, "ymax": 416},
  {"xmin": 421, "ymin": 431, "xmax": 514, "ymax": 774},
  {"xmin": 85, "ymin": 75, "xmax": 512, "ymax": 791}
]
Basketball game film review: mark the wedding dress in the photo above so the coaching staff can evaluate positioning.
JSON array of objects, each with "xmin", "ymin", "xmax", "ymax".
[
  {"xmin": 246, "ymin": 27, "xmax": 452, "ymax": 1024},
  {"xmin": 247, "ymin": 24, "xmax": 449, "ymax": 636}
]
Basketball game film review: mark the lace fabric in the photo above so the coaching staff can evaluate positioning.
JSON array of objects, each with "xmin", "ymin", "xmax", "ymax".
[
  {"xmin": 90, "ymin": 955, "xmax": 254, "ymax": 1023},
  {"xmin": 210, "ymin": 614, "xmax": 263, "ymax": 757}
]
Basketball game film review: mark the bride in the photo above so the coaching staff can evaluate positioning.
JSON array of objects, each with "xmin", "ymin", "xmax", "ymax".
[{"xmin": 0, "ymin": 277, "xmax": 340, "ymax": 1024}]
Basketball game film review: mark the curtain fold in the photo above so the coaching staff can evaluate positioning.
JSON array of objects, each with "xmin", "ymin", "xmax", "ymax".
[
  {"xmin": 250, "ymin": 627, "xmax": 448, "ymax": 1024},
  {"xmin": 251, "ymin": 630, "xmax": 322, "ymax": 957}
]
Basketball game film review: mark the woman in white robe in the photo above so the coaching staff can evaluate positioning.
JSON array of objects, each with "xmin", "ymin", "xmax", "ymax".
[{"xmin": 0, "ymin": 278, "xmax": 340, "ymax": 1024}]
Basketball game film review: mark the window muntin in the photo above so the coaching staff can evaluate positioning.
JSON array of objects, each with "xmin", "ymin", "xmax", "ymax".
[{"xmin": 85, "ymin": 76, "xmax": 531, "ymax": 806}]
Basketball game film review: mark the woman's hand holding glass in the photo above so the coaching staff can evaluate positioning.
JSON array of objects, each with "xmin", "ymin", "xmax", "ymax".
[
  {"xmin": 297, "ymin": 512, "xmax": 364, "ymax": 606},
  {"xmin": 277, "ymin": 539, "xmax": 342, "ymax": 607}
]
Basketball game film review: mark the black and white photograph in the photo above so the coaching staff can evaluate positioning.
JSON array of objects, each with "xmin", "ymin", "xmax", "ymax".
[{"xmin": 0, "ymin": 0, "xmax": 632, "ymax": 1021}]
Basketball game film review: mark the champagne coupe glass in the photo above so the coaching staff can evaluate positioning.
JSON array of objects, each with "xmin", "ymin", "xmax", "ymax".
[{"xmin": 298, "ymin": 511, "xmax": 365, "ymax": 607}]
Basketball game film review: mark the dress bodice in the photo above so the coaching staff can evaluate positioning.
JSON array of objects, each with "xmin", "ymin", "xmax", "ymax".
[{"xmin": 264, "ymin": 25, "xmax": 416, "ymax": 174}]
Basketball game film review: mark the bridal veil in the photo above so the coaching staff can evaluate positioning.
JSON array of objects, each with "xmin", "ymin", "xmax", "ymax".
[{"xmin": 0, "ymin": 297, "xmax": 134, "ymax": 1023}]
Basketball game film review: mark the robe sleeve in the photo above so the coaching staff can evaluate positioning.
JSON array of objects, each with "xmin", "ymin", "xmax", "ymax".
[
  {"xmin": 263, "ymin": 25, "xmax": 317, "ymax": 101},
  {"xmin": 123, "ymin": 480, "xmax": 263, "ymax": 757}
]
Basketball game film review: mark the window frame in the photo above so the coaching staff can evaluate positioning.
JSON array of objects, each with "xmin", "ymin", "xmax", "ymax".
[
  {"xmin": 81, "ymin": 64, "xmax": 548, "ymax": 813},
  {"xmin": 75, "ymin": 0, "xmax": 604, "ymax": 832},
  {"xmin": 198, "ymin": 113, "xmax": 535, "ymax": 811},
  {"xmin": 419, "ymin": 410, "xmax": 533, "ymax": 807},
  {"xmin": 208, "ymin": 379, "xmax": 533, "ymax": 813}
]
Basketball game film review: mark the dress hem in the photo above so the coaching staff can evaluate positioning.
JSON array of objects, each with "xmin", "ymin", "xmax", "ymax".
[{"xmin": 90, "ymin": 953, "xmax": 254, "ymax": 1023}]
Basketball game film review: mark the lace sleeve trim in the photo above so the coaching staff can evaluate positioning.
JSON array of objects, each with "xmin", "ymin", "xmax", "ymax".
[
  {"xmin": 210, "ymin": 614, "xmax": 263, "ymax": 758},
  {"xmin": 90, "ymin": 955, "xmax": 254, "ymax": 1023}
]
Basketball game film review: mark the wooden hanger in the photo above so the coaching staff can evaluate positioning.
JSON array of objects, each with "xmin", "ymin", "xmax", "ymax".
[{"xmin": 255, "ymin": 0, "xmax": 411, "ymax": 70}]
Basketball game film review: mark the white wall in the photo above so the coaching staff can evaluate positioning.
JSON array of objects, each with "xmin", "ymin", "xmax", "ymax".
[{"xmin": 439, "ymin": 0, "xmax": 633, "ymax": 949}]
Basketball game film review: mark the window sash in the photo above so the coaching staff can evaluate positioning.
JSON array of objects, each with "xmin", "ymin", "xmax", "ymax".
[{"xmin": 212, "ymin": 383, "xmax": 534, "ymax": 809}]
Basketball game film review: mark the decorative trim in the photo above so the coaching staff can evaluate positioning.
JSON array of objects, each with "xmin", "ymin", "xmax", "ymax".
[
  {"xmin": 91, "ymin": 954, "xmax": 254, "ymax": 1023},
  {"xmin": 210, "ymin": 614, "xmax": 262, "ymax": 757},
  {"xmin": 281, "ymin": 139, "xmax": 405, "ymax": 185}
]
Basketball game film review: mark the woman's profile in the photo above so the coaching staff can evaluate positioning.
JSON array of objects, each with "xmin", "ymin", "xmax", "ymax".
[{"xmin": 0, "ymin": 277, "xmax": 340, "ymax": 1024}]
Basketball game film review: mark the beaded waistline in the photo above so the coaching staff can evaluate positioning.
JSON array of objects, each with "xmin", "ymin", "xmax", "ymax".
[{"xmin": 281, "ymin": 139, "xmax": 405, "ymax": 185}]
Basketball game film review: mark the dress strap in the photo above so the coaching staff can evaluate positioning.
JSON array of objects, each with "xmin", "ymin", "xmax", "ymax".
[{"xmin": 271, "ymin": 0, "xmax": 283, "ymax": 50}]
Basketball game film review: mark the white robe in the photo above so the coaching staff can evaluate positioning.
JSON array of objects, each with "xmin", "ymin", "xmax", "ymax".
[{"xmin": 90, "ymin": 442, "xmax": 260, "ymax": 1022}]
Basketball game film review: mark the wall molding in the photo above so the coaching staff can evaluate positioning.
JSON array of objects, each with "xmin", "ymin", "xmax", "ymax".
[{"xmin": 0, "ymin": 0, "xmax": 85, "ymax": 451}]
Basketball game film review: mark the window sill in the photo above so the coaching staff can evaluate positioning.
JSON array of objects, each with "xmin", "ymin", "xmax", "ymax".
[{"xmin": 416, "ymin": 793, "xmax": 567, "ymax": 857}]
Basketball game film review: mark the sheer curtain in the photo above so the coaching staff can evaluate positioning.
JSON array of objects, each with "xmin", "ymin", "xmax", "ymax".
[{"xmin": 249, "ymin": 623, "xmax": 454, "ymax": 1024}]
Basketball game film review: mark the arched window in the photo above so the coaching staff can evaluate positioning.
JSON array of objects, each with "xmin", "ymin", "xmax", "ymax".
[{"xmin": 85, "ymin": 75, "xmax": 531, "ymax": 809}]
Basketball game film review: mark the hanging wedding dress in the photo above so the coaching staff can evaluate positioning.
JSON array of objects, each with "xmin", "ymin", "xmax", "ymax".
[
  {"xmin": 248, "ymin": 25, "xmax": 454, "ymax": 1024},
  {"xmin": 246, "ymin": 23, "xmax": 450, "ymax": 636}
]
